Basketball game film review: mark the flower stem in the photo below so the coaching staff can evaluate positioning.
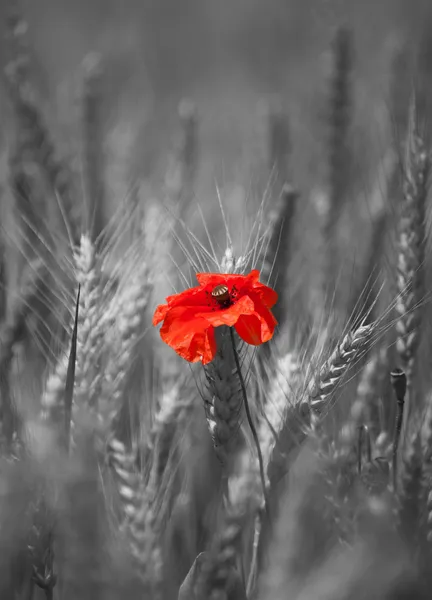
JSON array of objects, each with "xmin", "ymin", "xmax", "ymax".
[{"xmin": 229, "ymin": 327, "xmax": 271, "ymax": 522}]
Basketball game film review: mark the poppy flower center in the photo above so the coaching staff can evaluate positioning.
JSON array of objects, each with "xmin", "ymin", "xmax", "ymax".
[{"xmin": 211, "ymin": 284, "xmax": 231, "ymax": 307}]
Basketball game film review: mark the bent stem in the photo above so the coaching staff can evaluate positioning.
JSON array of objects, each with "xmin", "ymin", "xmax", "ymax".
[{"xmin": 229, "ymin": 327, "xmax": 270, "ymax": 522}]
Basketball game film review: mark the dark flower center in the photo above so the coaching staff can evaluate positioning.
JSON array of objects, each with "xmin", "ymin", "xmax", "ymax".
[{"xmin": 211, "ymin": 284, "xmax": 231, "ymax": 307}]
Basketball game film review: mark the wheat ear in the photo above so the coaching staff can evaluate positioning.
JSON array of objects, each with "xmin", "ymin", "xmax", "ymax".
[
  {"xmin": 395, "ymin": 103, "xmax": 429, "ymax": 423},
  {"xmin": 306, "ymin": 323, "xmax": 374, "ymax": 429},
  {"xmin": 397, "ymin": 426, "xmax": 423, "ymax": 548},
  {"xmin": 74, "ymin": 234, "xmax": 104, "ymax": 411},
  {"xmin": 59, "ymin": 426, "xmax": 106, "ymax": 600},
  {"xmin": 165, "ymin": 99, "xmax": 198, "ymax": 219},
  {"xmin": 323, "ymin": 26, "xmax": 353, "ymax": 302},
  {"xmin": 108, "ymin": 438, "xmax": 162, "ymax": 597},
  {"xmin": 148, "ymin": 377, "xmax": 194, "ymax": 493},
  {"xmin": 28, "ymin": 493, "xmax": 56, "ymax": 599},
  {"xmin": 261, "ymin": 184, "xmax": 298, "ymax": 332},
  {"xmin": 0, "ymin": 259, "xmax": 47, "ymax": 444},
  {"xmin": 244, "ymin": 352, "xmax": 302, "ymax": 594},
  {"xmin": 196, "ymin": 470, "xmax": 257, "ymax": 600},
  {"xmin": 102, "ymin": 263, "xmax": 151, "ymax": 437},
  {"xmin": 266, "ymin": 98, "xmax": 290, "ymax": 191},
  {"xmin": 4, "ymin": 6, "xmax": 79, "ymax": 245},
  {"xmin": 203, "ymin": 327, "xmax": 245, "ymax": 468}
]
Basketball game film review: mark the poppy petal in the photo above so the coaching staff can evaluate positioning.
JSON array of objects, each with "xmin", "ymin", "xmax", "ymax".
[
  {"xmin": 252, "ymin": 297, "xmax": 278, "ymax": 340},
  {"xmin": 153, "ymin": 303, "xmax": 170, "ymax": 326},
  {"xmin": 234, "ymin": 314, "xmax": 263, "ymax": 345},
  {"xmin": 197, "ymin": 294, "xmax": 255, "ymax": 327},
  {"xmin": 176, "ymin": 326, "xmax": 217, "ymax": 364},
  {"xmin": 251, "ymin": 283, "xmax": 278, "ymax": 308},
  {"xmin": 164, "ymin": 285, "xmax": 209, "ymax": 308},
  {"xmin": 159, "ymin": 306, "xmax": 216, "ymax": 363},
  {"xmin": 196, "ymin": 269, "xmax": 260, "ymax": 289},
  {"xmin": 234, "ymin": 299, "xmax": 277, "ymax": 345}
]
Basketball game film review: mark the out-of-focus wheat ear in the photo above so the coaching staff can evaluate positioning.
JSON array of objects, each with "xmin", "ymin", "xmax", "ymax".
[
  {"xmin": 4, "ymin": 5, "xmax": 79, "ymax": 247},
  {"xmin": 422, "ymin": 394, "xmax": 432, "ymax": 463},
  {"xmin": 203, "ymin": 327, "xmax": 245, "ymax": 471},
  {"xmin": 0, "ymin": 458, "xmax": 35, "ymax": 598},
  {"xmin": 305, "ymin": 323, "xmax": 374, "ymax": 431},
  {"xmin": 102, "ymin": 263, "xmax": 152, "ymax": 442},
  {"xmin": 258, "ymin": 451, "xmax": 337, "ymax": 600},
  {"xmin": 28, "ymin": 494, "xmax": 56, "ymax": 599},
  {"xmin": 244, "ymin": 352, "xmax": 302, "ymax": 594},
  {"xmin": 0, "ymin": 237, "xmax": 6, "ymax": 326},
  {"xmin": 395, "ymin": 100, "xmax": 429, "ymax": 429},
  {"xmin": 421, "ymin": 398, "xmax": 432, "ymax": 564},
  {"xmin": 424, "ymin": 483, "xmax": 432, "ymax": 583},
  {"xmin": 266, "ymin": 98, "xmax": 290, "ymax": 193},
  {"xmin": 258, "ymin": 352, "xmax": 302, "ymax": 486},
  {"xmin": 57, "ymin": 422, "xmax": 107, "ymax": 600},
  {"xmin": 322, "ymin": 26, "xmax": 354, "ymax": 302},
  {"xmin": 165, "ymin": 99, "xmax": 198, "ymax": 220},
  {"xmin": 396, "ymin": 425, "xmax": 423, "ymax": 549},
  {"xmin": 147, "ymin": 376, "xmax": 194, "ymax": 495},
  {"xmin": 195, "ymin": 471, "xmax": 256, "ymax": 600},
  {"xmin": 40, "ymin": 353, "xmax": 69, "ymax": 429},
  {"xmin": 81, "ymin": 53, "xmax": 106, "ymax": 244},
  {"xmin": 350, "ymin": 206, "xmax": 388, "ymax": 329},
  {"xmin": 388, "ymin": 39, "xmax": 412, "ymax": 146},
  {"xmin": 74, "ymin": 235, "xmax": 104, "ymax": 411},
  {"xmin": 4, "ymin": 2, "xmax": 51, "ymax": 266},
  {"xmin": 0, "ymin": 259, "xmax": 46, "ymax": 446},
  {"xmin": 260, "ymin": 184, "xmax": 298, "ymax": 331},
  {"xmin": 108, "ymin": 438, "xmax": 163, "ymax": 598},
  {"xmin": 355, "ymin": 347, "xmax": 388, "ymax": 438}
]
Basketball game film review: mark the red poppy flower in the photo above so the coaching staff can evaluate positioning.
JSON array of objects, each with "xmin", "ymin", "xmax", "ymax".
[{"xmin": 152, "ymin": 270, "xmax": 278, "ymax": 365}]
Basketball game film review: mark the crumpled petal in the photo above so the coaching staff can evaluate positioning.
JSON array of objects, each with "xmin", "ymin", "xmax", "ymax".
[
  {"xmin": 234, "ymin": 295, "xmax": 277, "ymax": 345},
  {"xmin": 159, "ymin": 306, "xmax": 217, "ymax": 364},
  {"xmin": 251, "ymin": 282, "xmax": 278, "ymax": 308},
  {"xmin": 152, "ymin": 303, "xmax": 170, "ymax": 326},
  {"xmin": 196, "ymin": 295, "xmax": 255, "ymax": 327},
  {"xmin": 186, "ymin": 327, "xmax": 217, "ymax": 364}
]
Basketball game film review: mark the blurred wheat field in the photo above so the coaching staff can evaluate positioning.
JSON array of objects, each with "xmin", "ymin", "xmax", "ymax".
[{"xmin": 2, "ymin": 0, "xmax": 432, "ymax": 599}]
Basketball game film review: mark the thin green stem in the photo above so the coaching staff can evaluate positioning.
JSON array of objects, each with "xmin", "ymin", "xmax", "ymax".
[{"xmin": 229, "ymin": 327, "xmax": 270, "ymax": 521}]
